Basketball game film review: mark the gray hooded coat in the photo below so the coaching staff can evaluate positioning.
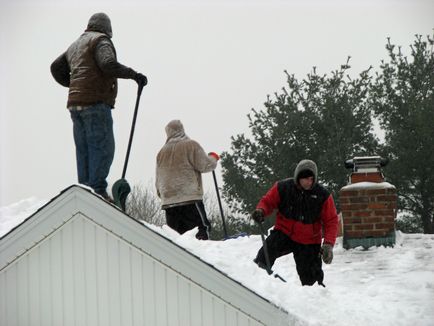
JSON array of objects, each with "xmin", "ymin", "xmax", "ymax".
[{"xmin": 155, "ymin": 120, "xmax": 217, "ymax": 208}]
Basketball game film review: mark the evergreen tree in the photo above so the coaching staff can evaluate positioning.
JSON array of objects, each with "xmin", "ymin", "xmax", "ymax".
[
  {"xmin": 371, "ymin": 34, "xmax": 434, "ymax": 234},
  {"xmin": 221, "ymin": 60, "xmax": 379, "ymax": 214}
]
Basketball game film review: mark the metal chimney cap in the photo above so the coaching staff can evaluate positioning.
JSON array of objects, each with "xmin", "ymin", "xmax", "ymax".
[{"xmin": 345, "ymin": 156, "xmax": 389, "ymax": 172}]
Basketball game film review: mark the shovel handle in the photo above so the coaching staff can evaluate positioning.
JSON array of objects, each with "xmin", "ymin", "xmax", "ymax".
[
  {"xmin": 122, "ymin": 84, "xmax": 144, "ymax": 179},
  {"xmin": 258, "ymin": 223, "xmax": 287, "ymax": 282},
  {"xmin": 212, "ymin": 170, "xmax": 228, "ymax": 238},
  {"xmin": 258, "ymin": 223, "xmax": 273, "ymax": 275}
]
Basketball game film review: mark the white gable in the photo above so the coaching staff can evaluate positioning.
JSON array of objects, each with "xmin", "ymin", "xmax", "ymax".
[{"xmin": 0, "ymin": 186, "xmax": 290, "ymax": 326}]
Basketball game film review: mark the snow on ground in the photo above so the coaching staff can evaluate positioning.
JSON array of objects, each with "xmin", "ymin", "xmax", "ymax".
[{"xmin": 1, "ymin": 198, "xmax": 434, "ymax": 326}]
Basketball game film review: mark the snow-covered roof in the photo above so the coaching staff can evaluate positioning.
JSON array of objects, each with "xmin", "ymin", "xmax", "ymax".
[
  {"xmin": 1, "ymin": 185, "xmax": 433, "ymax": 325},
  {"xmin": 0, "ymin": 185, "xmax": 290, "ymax": 326}
]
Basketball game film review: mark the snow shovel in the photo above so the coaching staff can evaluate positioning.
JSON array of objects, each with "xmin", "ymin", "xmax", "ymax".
[
  {"xmin": 212, "ymin": 170, "xmax": 247, "ymax": 240},
  {"xmin": 258, "ymin": 223, "xmax": 286, "ymax": 282},
  {"xmin": 212, "ymin": 170, "xmax": 229, "ymax": 238},
  {"xmin": 112, "ymin": 84, "xmax": 144, "ymax": 211}
]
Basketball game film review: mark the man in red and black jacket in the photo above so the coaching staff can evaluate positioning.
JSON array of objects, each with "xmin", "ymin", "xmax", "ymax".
[{"xmin": 251, "ymin": 159, "xmax": 338, "ymax": 286}]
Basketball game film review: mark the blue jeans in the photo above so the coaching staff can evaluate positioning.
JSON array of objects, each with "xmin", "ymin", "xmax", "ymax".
[{"xmin": 70, "ymin": 103, "xmax": 115, "ymax": 195}]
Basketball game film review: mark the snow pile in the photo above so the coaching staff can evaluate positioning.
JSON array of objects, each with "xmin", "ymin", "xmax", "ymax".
[
  {"xmin": 1, "ymin": 198, "xmax": 434, "ymax": 326},
  {"xmin": 0, "ymin": 197, "xmax": 47, "ymax": 238}
]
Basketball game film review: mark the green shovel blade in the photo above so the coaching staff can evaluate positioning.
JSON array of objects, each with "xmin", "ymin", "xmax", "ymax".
[{"xmin": 112, "ymin": 178, "xmax": 131, "ymax": 211}]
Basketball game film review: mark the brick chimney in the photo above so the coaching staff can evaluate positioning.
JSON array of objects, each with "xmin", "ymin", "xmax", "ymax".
[{"xmin": 339, "ymin": 156, "xmax": 397, "ymax": 249}]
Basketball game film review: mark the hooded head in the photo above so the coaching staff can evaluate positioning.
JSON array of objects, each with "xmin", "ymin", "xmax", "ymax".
[
  {"xmin": 165, "ymin": 119, "xmax": 187, "ymax": 141},
  {"xmin": 294, "ymin": 159, "xmax": 318, "ymax": 186},
  {"xmin": 86, "ymin": 13, "xmax": 113, "ymax": 38}
]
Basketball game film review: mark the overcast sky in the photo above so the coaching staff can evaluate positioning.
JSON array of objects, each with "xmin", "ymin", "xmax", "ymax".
[{"xmin": 1, "ymin": 0, "xmax": 433, "ymax": 206}]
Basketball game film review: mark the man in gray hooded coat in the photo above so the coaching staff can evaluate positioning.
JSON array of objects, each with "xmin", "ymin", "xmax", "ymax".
[
  {"xmin": 156, "ymin": 120, "xmax": 219, "ymax": 240},
  {"xmin": 50, "ymin": 13, "xmax": 147, "ymax": 200}
]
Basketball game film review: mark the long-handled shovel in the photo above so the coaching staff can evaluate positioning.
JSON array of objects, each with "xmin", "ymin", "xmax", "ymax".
[
  {"xmin": 212, "ymin": 170, "xmax": 247, "ymax": 240},
  {"xmin": 112, "ymin": 84, "xmax": 144, "ymax": 211},
  {"xmin": 258, "ymin": 223, "xmax": 286, "ymax": 282},
  {"xmin": 212, "ymin": 170, "xmax": 229, "ymax": 238}
]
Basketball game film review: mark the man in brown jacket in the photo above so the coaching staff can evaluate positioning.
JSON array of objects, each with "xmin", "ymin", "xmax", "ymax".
[
  {"xmin": 156, "ymin": 120, "xmax": 219, "ymax": 240},
  {"xmin": 50, "ymin": 12, "xmax": 147, "ymax": 200}
]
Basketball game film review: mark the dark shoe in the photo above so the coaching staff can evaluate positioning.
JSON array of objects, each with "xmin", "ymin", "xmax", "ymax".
[
  {"xmin": 253, "ymin": 258, "xmax": 268, "ymax": 270},
  {"xmin": 196, "ymin": 232, "xmax": 209, "ymax": 240},
  {"xmin": 98, "ymin": 191, "xmax": 114, "ymax": 204}
]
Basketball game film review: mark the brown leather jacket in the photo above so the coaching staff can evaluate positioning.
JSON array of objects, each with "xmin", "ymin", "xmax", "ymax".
[{"xmin": 51, "ymin": 29, "xmax": 136, "ymax": 107}]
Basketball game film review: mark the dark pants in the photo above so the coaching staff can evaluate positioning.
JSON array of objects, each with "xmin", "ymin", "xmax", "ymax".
[
  {"xmin": 70, "ymin": 103, "xmax": 115, "ymax": 196},
  {"xmin": 255, "ymin": 229, "xmax": 324, "ymax": 286},
  {"xmin": 165, "ymin": 201, "xmax": 211, "ymax": 240}
]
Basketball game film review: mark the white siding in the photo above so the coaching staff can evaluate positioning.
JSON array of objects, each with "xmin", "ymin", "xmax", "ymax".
[{"xmin": 0, "ymin": 213, "xmax": 264, "ymax": 326}]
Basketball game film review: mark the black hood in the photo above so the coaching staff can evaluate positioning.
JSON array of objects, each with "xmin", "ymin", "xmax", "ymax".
[{"xmin": 86, "ymin": 12, "xmax": 112, "ymax": 38}]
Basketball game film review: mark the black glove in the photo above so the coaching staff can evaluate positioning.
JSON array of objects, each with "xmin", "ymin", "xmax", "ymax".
[
  {"xmin": 251, "ymin": 209, "xmax": 265, "ymax": 223},
  {"xmin": 134, "ymin": 73, "xmax": 148, "ymax": 87},
  {"xmin": 321, "ymin": 243, "xmax": 333, "ymax": 264}
]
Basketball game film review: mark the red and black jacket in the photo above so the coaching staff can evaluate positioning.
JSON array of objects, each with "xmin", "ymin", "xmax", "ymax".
[{"xmin": 257, "ymin": 178, "xmax": 338, "ymax": 245}]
